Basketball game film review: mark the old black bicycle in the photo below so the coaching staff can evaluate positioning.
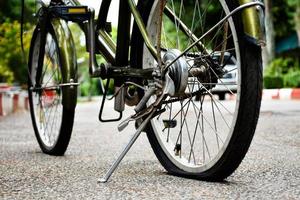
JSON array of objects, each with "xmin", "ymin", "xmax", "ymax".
[{"xmin": 26, "ymin": 0, "xmax": 265, "ymax": 182}]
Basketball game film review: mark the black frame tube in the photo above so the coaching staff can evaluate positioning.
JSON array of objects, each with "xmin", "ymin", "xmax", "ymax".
[
  {"xmin": 36, "ymin": 7, "xmax": 49, "ymax": 87},
  {"xmin": 115, "ymin": 0, "xmax": 131, "ymax": 67},
  {"xmin": 96, "ymin": 0, "xmax": 112, "ymax": 30},
  {"xmin": 48, "ymin": 0, "xmax": 151, "ymax": 79}
]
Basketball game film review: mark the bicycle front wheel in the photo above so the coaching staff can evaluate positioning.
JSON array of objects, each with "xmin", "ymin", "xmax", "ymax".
[
  {"xmin": 131, "ymin": 0, "xmax": 262, "ymax": 181},
  {"xmin": 28, "ymin": 25, "xmax": 75, "ymax": 156}
]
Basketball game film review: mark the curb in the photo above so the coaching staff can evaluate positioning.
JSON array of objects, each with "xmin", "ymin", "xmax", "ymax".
[
  {"xmin": 262, "ymin": 88, "xmax": 300, "ymax": 100},
  {"xmin": 0, "ymin": 85, "xmax": 29, "ymax": 117},
  {"xmin": 1, "ymin": 85, "xmax": 299, "ymax": 117}
]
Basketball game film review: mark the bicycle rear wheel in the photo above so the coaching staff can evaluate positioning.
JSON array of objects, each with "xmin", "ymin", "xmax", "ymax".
[
  {"xmin": 131, "ymin": 0, "xmax": 262, "ymax": 181},
  {"xmin": 28, "ymin": 25, "xmax": 75, "ymax": 156}
]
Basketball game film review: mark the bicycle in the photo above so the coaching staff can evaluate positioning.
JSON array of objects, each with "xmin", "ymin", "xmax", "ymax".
[{"xmin": 25, "ymin": 0, "xmax": 265, "ymax": 182}]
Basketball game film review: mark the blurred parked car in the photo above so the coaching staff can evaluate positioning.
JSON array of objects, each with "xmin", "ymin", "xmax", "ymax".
[
  {"xmin": 191, "ymin": 52, "xmax": 238, "ymax": 101},
  {"xmin": 211, "ymin": 52, "xmax": 238, "ymax": 100}
]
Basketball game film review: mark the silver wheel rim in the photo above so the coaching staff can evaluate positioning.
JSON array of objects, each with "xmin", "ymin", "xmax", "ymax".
[
  {"xmin": 30, "ymin": 32, "xmax": 63, "ymax": 148},
  {"xmin": 143, "ymin": 0, "xmax": 241, "ymax": 173}
]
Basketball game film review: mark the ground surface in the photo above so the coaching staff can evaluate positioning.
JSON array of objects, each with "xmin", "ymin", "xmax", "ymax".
[{"xmin": 0, "ymin": 99, "xmax": 299, "ymax": 199}]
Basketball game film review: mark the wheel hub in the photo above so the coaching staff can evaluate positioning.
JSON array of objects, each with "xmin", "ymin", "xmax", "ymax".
[
  {"xmin": 192, "ymin": 56, "xmax": 222, "ymax": 90},
  {"xmin": 163, "ymin": 49, "xmax": 188, "ymax": 95}
]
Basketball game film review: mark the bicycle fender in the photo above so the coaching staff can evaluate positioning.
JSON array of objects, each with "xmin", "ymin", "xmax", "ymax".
[
  {"xmin": 51, "ymin": 19, "xmax": 78, "ymax": 110},
  {"xmin": 239, "ymin": 0, "xmax": 266, "ymax": 46}
]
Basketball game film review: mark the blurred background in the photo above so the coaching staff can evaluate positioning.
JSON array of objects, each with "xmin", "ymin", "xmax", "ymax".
[
  {"xmin": 1, "ymin": 2, "xmax": 299, "ymax": 197},
  {"xmin": 0, "ymin": 0, "xmax": 299, "ymax": 103}
]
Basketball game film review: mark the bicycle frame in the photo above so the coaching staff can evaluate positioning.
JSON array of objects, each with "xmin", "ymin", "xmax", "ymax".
[
  {"xmin": 75, "ymin": 0, "xmax": 158, "ymax": 64},
  {"xmin": 88, "ymin": 0, "xmax": 157, "ymax": 79},
  {"xmin": 33, "ymin": 0, "xmax": 264, "ymax": 111},
  {"xmin": 40, "ymin": 0, "xmax": 265, "ymax": 82},
  {"xmin": 32, "ymin": 0, "xmax": 266, "ymax": 183}
]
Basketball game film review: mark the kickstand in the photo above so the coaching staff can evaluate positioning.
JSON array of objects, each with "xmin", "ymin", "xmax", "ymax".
[{"xmin": 98, "ymin": 110, "xmax": 155, "ymax": 183}]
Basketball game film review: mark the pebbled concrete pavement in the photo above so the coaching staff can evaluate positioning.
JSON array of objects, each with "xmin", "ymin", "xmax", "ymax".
[{"xmin": 0, "ymin": 99, "xmax": 299, "ymax": 199}]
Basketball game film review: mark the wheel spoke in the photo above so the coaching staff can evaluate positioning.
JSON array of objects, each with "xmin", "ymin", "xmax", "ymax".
[
  {"xmin": 211, "ymin": 95, "xmax": 220, "ymax": 149},
  {"xmin": 30, "ymin": 32, "xmax": 63, "ymax": 148},
  {"xmin": 143, "ymin": 0, "xmax": 245, "ymax": 173}
]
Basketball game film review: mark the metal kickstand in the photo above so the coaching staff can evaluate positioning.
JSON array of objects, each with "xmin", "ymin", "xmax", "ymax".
[
  {"xmin": 98, "ymin": 85, "xmax": 167, "ymax": 183},
  {"xmin": 99, "ymin": 0, "xmax": 167, "ymax": 183},
  {"xmin": 98, "ymin": 63, "xmax": 174, "ymax": 183},
  {"xmin": 98, "ymin": 109, "xmax": 155, "ymax": 183}
]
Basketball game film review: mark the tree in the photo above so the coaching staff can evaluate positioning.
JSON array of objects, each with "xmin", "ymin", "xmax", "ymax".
[
  {"xmin": 272, "ymin": 0, "xmax": 294, "ymax": 40},
  {"xmin": 0, "ymin": 0, "xmax": 35, "ymax": 84},
  {"xmin": 263, "ymin": 0, "xmax": 275, "ymax": 66},
  {"xmin": 288, "ymin": 0, "xmax": 300, "ymax": 45},
  {"xmin": 0, "ymin": 21, "xmax": 32, "ymax": 84},
  {"xmin": 0, "ymin": 0, "xmax": 35, "ymax": 23},
  {"xmin": 263, "ymin": 0, "xmax": 299, "ymax": 66}
]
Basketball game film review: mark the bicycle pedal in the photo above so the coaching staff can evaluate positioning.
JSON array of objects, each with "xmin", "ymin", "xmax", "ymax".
[{"xmin": 50, "ymin": 6, "xmax": 90, "ymax": 22}]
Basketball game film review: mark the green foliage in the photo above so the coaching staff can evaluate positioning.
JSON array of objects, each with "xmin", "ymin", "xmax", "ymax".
[
  {"xmin": 264, "ymin": 57, "xmax": 300, "ymax": 88},
  {"xmin": 263, "ymin": 76, "xmax": 284, "ymax": 89},
  {"xmin": 272, "ymin": 0, "xmax": 295, "ymax": 40},
  {"xmin": 69, "ymin": 23, "xmax": 117, "ymax": 97},
  {"xmin": 0, "ymin": 21, "xmax": 32, "ymax": 84},
  {"xmin": 283, "ymin": 70, "xmax": 300, "ymax": 88},
  {"xmin": 0, "ymin": 0, "xmax": 36, "ymax": 23},
  {"xmin": 80, "ymin": 79, "xmax": 114, "ymax": 97},
  {"xmin": 80, "ymin": 78, "xmax": 101, "ymax": 97},
  {"xmin": 102, "ymin": 79, "xmax": 115, "ymax": 95},
  {"xmin": 0, "ymin": 0, "xmax": 35, "ymax": 84},
  {"xmin": 265, "ymin": 57, "xmax": 298, "ymax": 76},
  {"xmin": 162, "ymin": 0, "xmax": 222, "ymax": 51},
  {"xmin": 0, "ymin": 65, "xmax": 14, "ymax": 83}
]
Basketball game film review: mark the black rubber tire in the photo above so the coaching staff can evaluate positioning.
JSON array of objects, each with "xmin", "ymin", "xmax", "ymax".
[
  {"xmin": 28, "ymin": 25, "xmax": 75, "ymax": 156},
  {"xmin": 130, "ymin": 0, "xmax": 262, "ymax": 181}
]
